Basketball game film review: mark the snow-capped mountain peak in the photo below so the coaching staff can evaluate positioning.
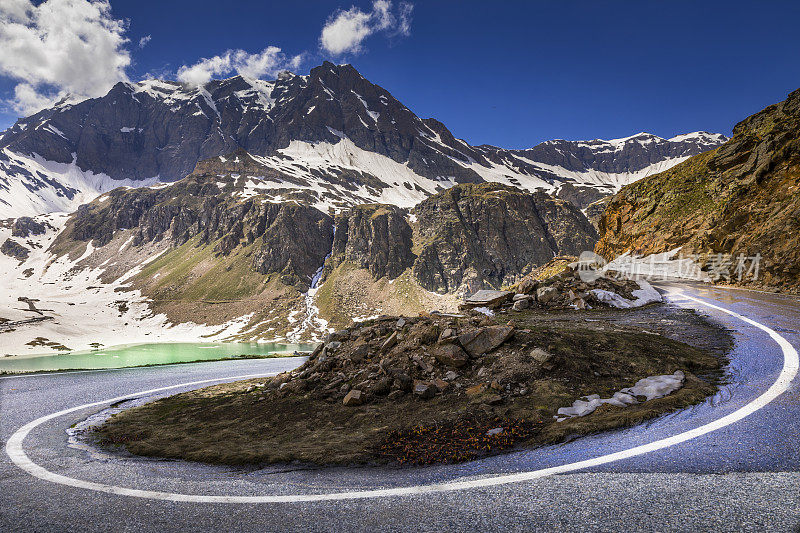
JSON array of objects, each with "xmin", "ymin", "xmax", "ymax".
[{"xmin": 0, "ymin": 62, "xmax": 728, "ymax": 218}]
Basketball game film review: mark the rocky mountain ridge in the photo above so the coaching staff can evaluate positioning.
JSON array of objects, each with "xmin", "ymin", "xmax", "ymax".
[
  {"xmin": 19, "ymin": 178, "xmax": 597, "ymax": 340},
  {"xmin": 0, "ymin": 62, "xmax": 727, "ymax": 217}
]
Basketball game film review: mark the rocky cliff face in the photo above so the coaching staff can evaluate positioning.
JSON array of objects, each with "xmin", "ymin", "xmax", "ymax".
[
  {"xmin": 328, "ymin": 204, "xmax": 415, "ymax": 280},
  {"xmin": 54, "ymin": 174, "xmax": 334, "ymax": 290},
  {"xmin": 322, "ymin": 183, "xmax": 599, "ymax": 297},
  {"xmin": 411, "ymin": 184, "xmax": 598, "ymax": 294},
  {"xmin": 596, "ymin": 88, "xmax": 800, "ymax": 293},
  {"xmin": 45, "ymin": 179, "xmax": 599, "ymax": 338}
]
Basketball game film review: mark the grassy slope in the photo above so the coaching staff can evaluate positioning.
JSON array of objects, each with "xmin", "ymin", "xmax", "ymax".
[
  {"xmin": 133, "ymin": 236, "xmax": 304, "ymax": 337},
  {"xmin": 315, "ymin": 261, "xmax": 459, "ymax": 330}
]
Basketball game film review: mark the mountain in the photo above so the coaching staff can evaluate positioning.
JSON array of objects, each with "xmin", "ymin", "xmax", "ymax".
[
  {"xmin": 0, "ymin": 179, "xmax": 597, "ymax": 352},
  {"xmin": 0, "ymin": 62, "xmax": 726, "ymax": 217},
  {"xmin": 595, "ymin": 88, "xmax": 800, "ymax": 293}
]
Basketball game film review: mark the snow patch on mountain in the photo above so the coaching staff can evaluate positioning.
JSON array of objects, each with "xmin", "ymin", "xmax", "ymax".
[
  {"xmin": 0, "ymin": 150, "xmax": 160, "ymax": 219},
  {"xmin": 515, "ymin": 154, "xmax": 692, "ymax": 190},
  {"xmin": 247, "ymin": 136, "xmax": 455, "ymax": 210}
]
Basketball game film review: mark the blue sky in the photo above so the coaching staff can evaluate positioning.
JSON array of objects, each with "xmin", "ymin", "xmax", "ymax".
[{"xmin": 1, "ymin": 0, "xmax": 800, "ymax": 148}]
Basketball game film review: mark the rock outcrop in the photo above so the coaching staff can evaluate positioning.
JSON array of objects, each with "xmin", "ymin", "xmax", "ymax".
[
  {"xmin": 411, "ymin": 183, "xmax": 598, "ymax": 294},
  {"xmin": 596, "ymin": 88, "xmax": 800, "ymax": 293},
  {"xmin": 11, "ymin": 216, "xmax": 48, "ymax": 238},
  {"xmin": 54, "ymin": 174, "xmax": 334, "ymax": 290},
  {"xmin": 1, "ymin": 238, "xmax": 28, "ymax": 261},
  {"xmin": 328, "ymin": 204, "xmax": 415, "ymax": 280}
]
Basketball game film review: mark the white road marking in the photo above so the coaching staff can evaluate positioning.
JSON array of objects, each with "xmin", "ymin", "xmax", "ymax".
[
  {"xmin": 5, "ymin": 292, "xmax": 799, "ymax": 503},
  {"xmin": 1, "ymin": 368, "xmax": 127, "ymax": 379},
  {"xmin": 0, "ymin": 357, "xmax": 306, "ymax": 380}
]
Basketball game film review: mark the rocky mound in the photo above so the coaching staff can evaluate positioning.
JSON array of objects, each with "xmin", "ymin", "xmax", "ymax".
[
  {"xmin": 95, "ymin": 305, "xmax": 724, "ymax": 466},
  {"xmin": 486, "ymin": 257, "xmax": 659, "ymax": 312}
]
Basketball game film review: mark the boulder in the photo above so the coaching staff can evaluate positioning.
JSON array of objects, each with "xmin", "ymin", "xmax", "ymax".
[
  {"xmin": 413, "ymin": 381, "xmax": 436, "ymax": 399},
  {"xmin": 327, "ymin": 341, "xmax": 342, "ymax": 352},
  {"xmin": 437, "ymin": 328, "xmax": 457, "ymax": 344},
  {"xmin": 350, "ymin": 341, "xmax": 370, "ymax": 361},
  {"xmin": 462, "ymin": 290, "xmax": 513, "ymax": 309},
  {"xmin": 395, "ymin": 373, "xmax": 412, "ymax": 392},
  {"xmin": 342, "ymin": 389, "xmax": 363, "ymax": 406},
  {"xmin": 537, "ymin": 286, "xmax": 559, "ymax": 304},
  {"xmin": 326, "ymin": 330, "xmax": 350, "ymax": 343},
  {"xmin": 457, "ymin": 326, "xmax": 514, "ymax": 357},
  {"xmin": 433, "ymin": 344, "xmax": 470, "ymax": 368},
  {"xmin": 530, "ymin": 347, "xmax": 553, "ymax": 364},
  {"xmin": 412, "ymin": 355, "xmax": 434, "ymax": 373},
  {"xmin": 512, "ymin": 299, "xmax": 530, "ymax": 311},
  {"xmin": 518, "ymin": 278, "xmax": 538, "ymax": 294},
  {"xmin": 370, "ymin": 377, "xmax": 392, "ymax": 396},
  {"xmin": 309, "ymin": 343, "xmax": 324, "ymax": 360},
  {"xmin": 381, "ymin": 331, "xmax": 398, "ymax": 353}
]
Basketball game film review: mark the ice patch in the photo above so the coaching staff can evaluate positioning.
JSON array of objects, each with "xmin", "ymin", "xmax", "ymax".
[
  {"xmin": 556, "ymin": 370, "xmax": 685, "ymax": 421},
  {"xmin": 590, "ymin": 280, "xmax": 662, "ymax": 309}
]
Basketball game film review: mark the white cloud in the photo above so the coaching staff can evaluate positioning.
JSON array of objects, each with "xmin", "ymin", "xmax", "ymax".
[
  {"xmin": 395, "ymin": 2, "xmax": 413, "ymax": 37},
  {"xmin": 11, "ymin": 82, "xmax": 56, "ymax": 113},
  {"xmin": 320, "ymin": 0, "xmax": 414, "ymax": 55},
  {"xmin": 176, "ymin": 47, "xmax": 305, "ymax": 86},
  {"xmin": 0, "ymin": 0, "xmax": 132, "ymax": 115},
  {"xmin": 138, "ymin": 35, "xmax": 151, "ymax": 48}
]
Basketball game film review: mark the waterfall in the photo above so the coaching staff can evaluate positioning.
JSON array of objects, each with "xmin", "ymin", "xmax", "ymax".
[{"xmin": 288, "ymin": 225, "xmax": 335, "ymax": 342}]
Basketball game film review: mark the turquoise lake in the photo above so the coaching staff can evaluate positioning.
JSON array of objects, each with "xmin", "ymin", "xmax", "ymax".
[{"xmin": 0, "ymin": 342, "xmax": 318, "ymax": 373}]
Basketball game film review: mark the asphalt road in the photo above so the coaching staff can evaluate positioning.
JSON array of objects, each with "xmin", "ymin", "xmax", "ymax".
[{"xmin": 1, "ymin": 284, "xmax": 799, "ymax": 532}]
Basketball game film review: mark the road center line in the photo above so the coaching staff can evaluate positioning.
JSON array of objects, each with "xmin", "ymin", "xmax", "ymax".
[{"xmin": 5, "ymin": 292, "xmax": 799, "ymax": 503}]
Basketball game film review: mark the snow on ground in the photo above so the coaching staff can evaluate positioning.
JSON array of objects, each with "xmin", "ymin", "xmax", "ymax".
[
  {"xmin": 0, "ymin": 215, "xmax": 252, "ymax": 357},
  {"xmin": 507, "ymin": 153, "xmax": 690, "ymax": 191},
  {"xmin": 556, "ymin": 370, "xmax": 686, "ymax": 421},
  {"xmin": 457, "ymin": 157, "xmax": 554, "ymax": 193},
  {"xmin": 590, "ymin": 280, "xmax": 663, "ymax": 309},
  {"xmin": 0, "ymin": 150, "xmax": 160, "ymax": 218}
]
